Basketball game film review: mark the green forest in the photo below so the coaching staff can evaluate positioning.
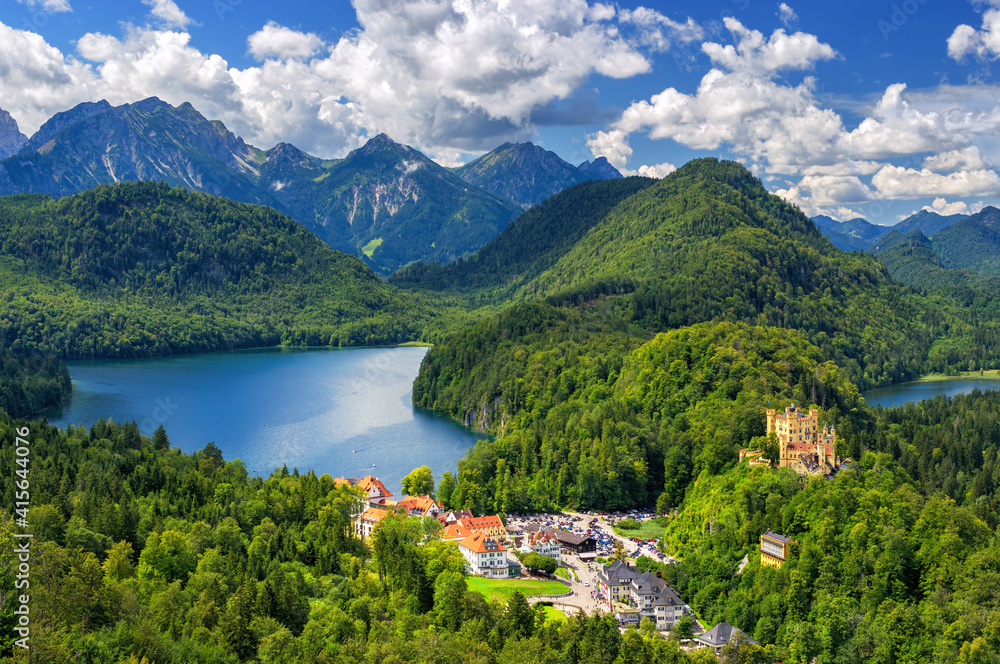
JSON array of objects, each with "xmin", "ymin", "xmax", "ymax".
[
  {"xmin": 3, "ymin": 160, "xmax": 1000, "ymax": 662},
  {"xmin": 0, "ymin": 413, "xmax": 748, "ymax": 664}
]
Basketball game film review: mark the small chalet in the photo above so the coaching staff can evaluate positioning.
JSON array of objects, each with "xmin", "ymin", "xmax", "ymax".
[
  {"xmin": 553, "ymin": 530, "xmax": 596, "ymax": 555},
  {"xmin": 694, "ymin": 622, "xmax": 758, "ymax": 654}
]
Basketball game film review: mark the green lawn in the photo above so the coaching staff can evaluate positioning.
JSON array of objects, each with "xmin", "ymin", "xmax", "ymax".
[
  {"xmin": 556, "ymin": 567, "xmax": 571, "ymax": 581},
  {"xmin": 362, "ymin": 237, "xmax": 383, "ymax": 258},
  {"xmin": 465, "ymin": 576, "xmax": 569, "ymax": 602},
  {"xmin": 611, "ymin": 517, "xmax": 670, "ymax": 540},
  {"xmin": 542, "ymin": 605, "xmax": 568, "ymax": 622}
]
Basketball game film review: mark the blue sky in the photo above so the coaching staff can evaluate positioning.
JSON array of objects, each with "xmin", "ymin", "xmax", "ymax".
[{"xmin": 2, "ymin": 0, "xmax": 1000, "ymax": 224}]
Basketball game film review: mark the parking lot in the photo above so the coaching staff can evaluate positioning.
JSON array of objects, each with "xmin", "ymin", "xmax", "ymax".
[{"xmin": 504, "ymin": 509, "xmax": 677, "ymax": 570}]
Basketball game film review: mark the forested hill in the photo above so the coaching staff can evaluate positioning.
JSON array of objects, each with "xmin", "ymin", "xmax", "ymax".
[
  {"xmin": 409, "ymin": 158, "xmax": 937, "ymax": 390},
  {"xmin": 390, "ymin": 176, "xmax": 656, "ymax": 299},
  {"xmin": 410, "ymin": 158, "xmax": 1000, "ymax": 516},
  {"xmin": 0, "ymin": 182, "xmax": 427, "ymax": 360}
]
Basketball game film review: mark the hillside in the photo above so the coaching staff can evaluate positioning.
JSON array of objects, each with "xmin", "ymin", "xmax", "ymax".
[
  {"xmin": 0, "ymin": 182, "xmax": 426, "ymax": 360},
  {"xmin": 416, "ymin": 315, "xmax": 866, "ymax": 513},
  {"xmin": 504, "ymin": 159, "xmax": 931, "ymax": 387},
  {"xmin": 390, "ymin": 177, "xmax": 656, "ymax": 299},
  {"xmin": 931, "ymin": 206, "xmax": 1000, "ymax": 275},
  {"xmin": 402, "ymin": 160, "xmax": 933, "ymax": 390}
]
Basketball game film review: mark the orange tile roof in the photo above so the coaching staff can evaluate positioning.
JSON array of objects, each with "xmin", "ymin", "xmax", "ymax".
[
  {"xmin": 397, "ymin": 495, "xmax": 437, "ymax": 513},
  {"xmin": 525, "ymin": 531, "xmax": 557, "ymax": 545},
  {"xmin": 359, "ymin": 507, "xmax": 391, "ymax": 522},
  {"xmin": 459, "ymin": 515, "xmax": 504, "ymax": 531},
  {"xmin": 441, "ymin": 523, "xmax": 473, "ymax": 540},
  {"xmin": 458, "ymin": 532, "xmax": 506, "ymax": 554},
  {"xmin": 358, "ymin": 475, "xmax": 393, "ymax": 497}
]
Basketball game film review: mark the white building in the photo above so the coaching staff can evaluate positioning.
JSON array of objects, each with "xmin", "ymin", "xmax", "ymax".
[
  {"xmin": 519, "ymin": 530, "xmax": 561, "ymax": 562},
  {"xmin": 458, "ymin": 532, "xmax": 509, "ymax": 578}
]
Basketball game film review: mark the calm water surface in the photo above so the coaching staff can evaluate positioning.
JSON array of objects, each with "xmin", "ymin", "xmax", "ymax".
[
  {"xmin": 862, "ymin": 377, "xmax": 1000, "ymax": 409},
  {"xmin": 47, "ymin": 346, "xmax": 487, "ymax": 490}
]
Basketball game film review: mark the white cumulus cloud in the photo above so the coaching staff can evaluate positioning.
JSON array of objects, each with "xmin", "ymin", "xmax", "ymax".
[
  {"xmin": 248, "ymin": 22, "xmax": 324, "ymax": 60},
  {"xmin": 619, "ymin": 7, "xmax": 703, "ymax": 52},
  {"xmin": 948, "ymin": 1, "xmax": 1000, "ymax": 61},
  {"xmin": 872, "ymin": 165, "xmax": 1000, "ymax": 199},
  {"xmin": 922, "ymin": 197, "xmax": 979, "ymax": 216},
  {"xmin": 0, "ymin": 0, "xmax": 683, "ymax": 160},
  {"xmin": 622, "ymin": 162, "xmax": 676, "ymax": 178},
  {"xmin": 592, "ymin": 18, "xmax": 1000, "ymax": 217},
  {"xmin": 142, "ymin": 0, "xmax": 193, "ymax": 30},
  {"xmin": 923, "ymin": 147, "xmax": 987, "ymax": 173}
]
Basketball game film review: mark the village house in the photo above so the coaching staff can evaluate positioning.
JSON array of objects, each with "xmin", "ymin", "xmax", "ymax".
[
  {"xmin": 458, "ymin": 532, "xmax": 510, "ymax": 578},
  {"xmin": 693, "ymin": 622, "xmax": 759, "ymax": 654},
  {"xmin": 458, "ymin": 514, "xmax": 507, "ymax": 543},
  {"xmin": 519, "ymin": 530, "xmax": 561, "ymax": 562},
  {"xmin": 395, "ymin": 494, "xmax": 442, "ymax": 518},
  {"xmin": 354, "ymin": 505, "xmax": 391, "ymax": 539},
  {"xmin": 553, "ymin": 530, "xmax": 597, "ymax": 558},
  {"xmin": 760, "ymin": 530, "xmax": 791, "ymax": 568},
  {"xmin": 597, "ymin": 559, "xmax": 637, "ymax": 609},
  {"xmin": 438, "ymin": 509, "xmax": 474, "ymax": 525},
  {"xmin": 597, "ymin": 561, "xmax": 689, "ymax": 630},
  {"xmin": 440, "ymin": 522, "xmax": 474, "ymax": 541},
  {"xmin": 334, "ymin": 475, "xmax": 395, "ymax": 504}
]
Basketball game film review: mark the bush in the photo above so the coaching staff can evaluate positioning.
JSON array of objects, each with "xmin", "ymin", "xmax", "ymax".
[{"xmin": 617, "ymin": 518, "xmax": 641, "ymax": 530}]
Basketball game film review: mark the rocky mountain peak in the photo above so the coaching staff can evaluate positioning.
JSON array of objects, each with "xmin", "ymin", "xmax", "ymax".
[{"xmin": 0, "ymin": 108, "xmax": 27, "ymax": 159}]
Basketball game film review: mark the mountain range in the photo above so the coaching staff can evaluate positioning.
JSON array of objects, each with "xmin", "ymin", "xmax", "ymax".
[
  {"xmin": 812, "ymin": 210, "xmax": 968, "ymax": 252},
  {"xmin": 0, "ymin": 99, "xmax": 620, "ymax": 273}
]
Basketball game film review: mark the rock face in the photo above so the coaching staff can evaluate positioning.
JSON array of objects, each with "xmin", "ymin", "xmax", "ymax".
[
  {"xmin": 261, "ymin": 133, "xmax": 519, "ymax": 273},
  {"xmin": 577, "ymin": 156, "xmax": 623, "ymax": 181},
  {"xmin": 0, "ymin": 109, "xmax": 27, "ymax": 160},
  {"xmin": 0, "ymin": 97, "xmax": 271, "ymax": 207},
  {"xmin": 456, "ymin": 142, "xmax": 604, "ymax": 209}
]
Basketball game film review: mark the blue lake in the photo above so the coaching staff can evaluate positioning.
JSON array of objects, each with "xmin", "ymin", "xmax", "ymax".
[
  {"xmin": 862, "ymin": 376, "xmax": 1000, "ymax": 409},
  {"xmin": 46, "ymin": 346, "xmax": 487, "ymax": 491}
]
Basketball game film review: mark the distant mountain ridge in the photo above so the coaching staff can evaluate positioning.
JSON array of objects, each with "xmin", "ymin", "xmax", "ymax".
[
  {"xmin": 455, "ymin": 142, "xmax": 621, "ymax": 210},
  {"xmin": 0, "ymin": 99, "xmax": 621, "ymax": 273},
  {"xmin": 812, "ymin": 210, "xmax": 967, "ymax": 252},
  {"xmin": 927, "ymin": 206, "xmax": 1000, "ymax": 275}
]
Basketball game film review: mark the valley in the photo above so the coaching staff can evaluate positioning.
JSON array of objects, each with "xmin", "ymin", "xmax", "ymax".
[{"xmin": 3, "ymin": 109, "xmax": 1000, "ymax": 663}]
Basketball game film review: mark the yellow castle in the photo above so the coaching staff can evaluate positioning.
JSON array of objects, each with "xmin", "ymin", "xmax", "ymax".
[{"xmin": 765, "ymin": 404, "xmax": 841, "ymax": 476}]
